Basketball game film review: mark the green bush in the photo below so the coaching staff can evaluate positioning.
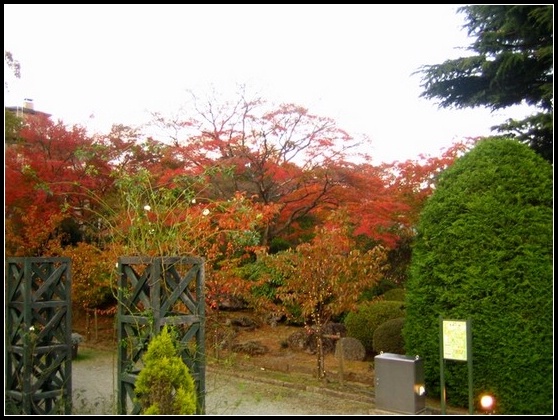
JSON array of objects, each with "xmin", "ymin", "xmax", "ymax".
[
  {"xmin": 134, "ymin": 326, "xmax": 197, "ymax": 415},
  {"xmin": 344, "ymin": 301, "xmax": 406, "ymax": 354},
  {"xmin": 358, "ymin": 278, "xmax": 398, "ymax": 302},
  {"xmin": 373, "ymin": 317, "xmax": 405, "ymax": 355},
  {"xmin": 381, "ymin": 288, "xmax": 406, "ymax": 302},
  {"xmin": 404, "ymin": 138, "xmax": 553, "ymax": 414}
]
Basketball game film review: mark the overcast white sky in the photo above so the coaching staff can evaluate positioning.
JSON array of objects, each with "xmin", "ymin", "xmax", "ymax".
[{"xmin": 4, "ymin": 4, "xmax": 537, "ymax": 164}]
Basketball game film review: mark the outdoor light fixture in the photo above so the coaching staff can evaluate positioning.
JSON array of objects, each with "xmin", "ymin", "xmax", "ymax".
[
  {"xmin": 414, "ymin": 384, "xmax": 426, "ymax": 396},
  {"xmin": 479, "ymin": 394, "xmax": 495, "ymax": 414}
]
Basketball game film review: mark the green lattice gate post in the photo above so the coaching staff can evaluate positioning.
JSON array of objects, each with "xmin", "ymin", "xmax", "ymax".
[
  {"xmin": 5, "ymin": 257, "xmax": 73, "ymax": 415},
  {"xmin": 116, "ymin": 256, "xmax": 206, "ymax": 415}
]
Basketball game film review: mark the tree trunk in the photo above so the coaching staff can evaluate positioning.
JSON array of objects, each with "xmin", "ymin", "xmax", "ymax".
[{"xmin": 316, "ymin": 329, "xmax": 325, "ymax": 380}]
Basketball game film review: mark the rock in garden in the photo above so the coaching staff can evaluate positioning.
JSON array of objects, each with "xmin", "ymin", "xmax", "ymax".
[
  {"xmin": 287, "ymin": 330, "xmax": 310, "ymax": 351},
  {"xmin": 231, "ymin": 340, "xmax": 269, "ymax": 356},
  {"xmin": 335, "ymin": 337, "xmax": 366, "ymax": 361},
  {"xmin": 230, "ymin": 316, "xmax": 259, "ymax": 331},
  {"xmin": 307, "ymin": 323, "xmax": 347, "ymax": 354}
]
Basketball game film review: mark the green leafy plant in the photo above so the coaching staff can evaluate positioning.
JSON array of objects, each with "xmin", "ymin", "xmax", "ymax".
[
  {"xmin": 344, "ymin": 300, "xmax": 406, "ymax": 354},
  {"xmin": 381, "ymin": 288, "xmax": 406, "ymax": 302},
  {"xmin": 372, "ymin": 317, "xmax": 405, "ymax": 355},
  {"xmin": 134, "ymin": 326, "xmax": 197, "ymax": 414},
  {"xmin": 404, "ymin": 137, "xmax": 553, "ymax": 414}
]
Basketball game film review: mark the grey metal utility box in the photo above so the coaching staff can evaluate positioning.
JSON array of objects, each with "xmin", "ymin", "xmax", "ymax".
[{"xmin": 374, "ymin": 352, "xmax": 426, "ymax": 414}]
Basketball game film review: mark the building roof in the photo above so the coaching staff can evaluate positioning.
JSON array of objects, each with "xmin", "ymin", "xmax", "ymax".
[{"xmin": 5, "ymin": 105, "xmax": 52, "ymax": 118}]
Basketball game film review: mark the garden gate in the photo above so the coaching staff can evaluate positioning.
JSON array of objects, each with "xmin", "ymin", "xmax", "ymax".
[
  {"xmin": 116, "ymin": 256, "xmax": 206, "ymax": 414},
  {"xmin": 5, "ymin": 257, "xmax": 73, "ymax": 414}
]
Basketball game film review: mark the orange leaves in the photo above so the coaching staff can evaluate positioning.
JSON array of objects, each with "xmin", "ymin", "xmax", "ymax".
[
  {"xmin": 327, "ymin": 141, "xmax": 474, "ymax": 250},
  {"xmin": 379, "ymin": 138, "xmax": 476, "ymax": 227},
  {"xmin": 5, "ymin": 114, "xmax": 116, "ymax": 256},
  {"xmin": 163, "ymin": 95, "xmax": 367, "ymax": 247},
  {"xmin": 58, "ymin": 242, "xmax": 117, "ymax": 310},
  {"xmin": 5, "ymin": 90, "xmax": 473, "ymax": 313},
  {"xmin": 5, "ymin": 205, "xmax": 65, "ymax": 257},
  {"xmin": 100, "ymin": 169, "xmax": 272, "ymax": 308},
  {"xmin": 253, "ymin": 210, "xmax": 389, "ymax": 324}
]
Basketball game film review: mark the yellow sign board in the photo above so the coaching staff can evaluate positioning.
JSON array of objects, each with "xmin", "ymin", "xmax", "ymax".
[{"xmin": 442, "ymin": 319, "xmax": 468, "ymax": 361}]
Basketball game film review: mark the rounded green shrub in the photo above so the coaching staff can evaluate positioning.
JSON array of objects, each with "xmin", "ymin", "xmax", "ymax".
[
  {"xmin": 344, "ymin": 301, "xmax": 406, "ymax": 354},
  {"xmin": 134, "ymin": 326, "xmax": 197, "ymax": 415},
  {"xmin": 373, "ymin": 317, "xmax": 405, "ymax": 355},
  {"xmin": 404, "ymin": 138, "xmax": 553, "ymax": 414},
  {"xmin": 381, "ymin": 288, "xmax": 406, "ymax": 302}
]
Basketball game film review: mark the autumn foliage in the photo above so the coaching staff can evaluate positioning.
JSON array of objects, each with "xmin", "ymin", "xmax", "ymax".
[
  {"xmin": 4, "ymin": 95, "xmax": 469, "ymax": 314},
  {"xmin": 251, "ymin": 210, "xmax": 388, "ymax": 378}
]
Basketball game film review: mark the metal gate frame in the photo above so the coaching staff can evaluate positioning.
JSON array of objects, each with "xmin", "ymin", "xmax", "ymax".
[
  {"xmin": 5, "ymin": 257, "xmax": 73, "ymax": 415},
  {"xmin": 116, "ymin": 256, "xmax": 206, "ymax": 414}
]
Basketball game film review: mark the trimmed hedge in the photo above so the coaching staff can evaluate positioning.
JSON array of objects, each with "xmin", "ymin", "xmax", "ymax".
[
  {"xmin": 403, "ymin": 138, "xmax": 553, "ymax": 414},
  {"xmin": 373, "ymin": 317, "xmax": 405, "ymax": 355},
  {"xmin": 344, "ymin": 301, "xmax": 406, "ymax": 354}
]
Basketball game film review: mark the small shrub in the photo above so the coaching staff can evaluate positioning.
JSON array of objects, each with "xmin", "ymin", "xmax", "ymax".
[
  {"xmin": 373, "ymin": 317, "xmax": 405, "ymax": 355},
  {"xmin": 344, "ymin": 301, "xmax": 406, "ymax": 354},
  {"xmin": 358, "ymin": 278, "xmax": 399, "ymax": 302},
  {"xmin": 134, "ymin": 326, "xmax": 197, "ymax": 415},
  {"xmin": 381, "ymin": 288, "xmax": 406, "ymax": 302}
]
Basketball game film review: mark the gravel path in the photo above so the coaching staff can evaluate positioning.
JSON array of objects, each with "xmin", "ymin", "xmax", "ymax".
[
  {"xmin": 204, "ymin": 369, "xmax": 380, "ymax": 415},
  {"xmin": 71, "ymin": 346, "xmax": 387, "ymax": 415}
]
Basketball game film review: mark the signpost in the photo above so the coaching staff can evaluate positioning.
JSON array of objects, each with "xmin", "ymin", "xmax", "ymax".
[{"xmin": 439, "ymin": 317, "xmax": 473, "ymax": 414}]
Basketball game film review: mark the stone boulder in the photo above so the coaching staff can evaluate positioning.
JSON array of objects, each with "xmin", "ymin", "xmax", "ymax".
[
  {"xmin": 287, "ymin": 330, "xmax": 311, "ymax": 352},
  {"xmin": 263, "ymin": 312, "xmax": 286, "ymax": 327},
  {"xmin": 287, "ymin": 323, "xmax": 347, "ymax": 354},
  {"xmin": 335, "ymin": 337, "xmax": 366, "ymax": 361},
  {"xmin": 307, "ymin": 323, "xmax": 347, "ymax": 354},
  {"xmin": 231, "ymin": 340, "xmax": 269, "ymax": 356},
  {"xmin": 217, "ymin": 294, "xmax": 248, "ymax": 310},
  {"xmin": 229, "ymin": 316, "xmax": 259, "ymax": 331}
]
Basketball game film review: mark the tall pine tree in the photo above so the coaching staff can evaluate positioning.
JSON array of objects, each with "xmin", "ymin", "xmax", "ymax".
[{"xmin": 416, "ymin": 6, "xmax": 553, "ymax": 163}]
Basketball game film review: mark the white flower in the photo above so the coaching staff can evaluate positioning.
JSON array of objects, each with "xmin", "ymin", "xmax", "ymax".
[
  {"xmin": 29, "ymin": 326, "xmax": 35, "ymax": 332},
  {"xmin": 191, "ymin": 198, "xmax": 196, "ymax": 204},
  {"xmin": 143, "ymin": 205, "xmax": 151, "ymax": 212},
  {"xmin": 202, "ymin": 208, "xmax": 210, "ymax": 216}
]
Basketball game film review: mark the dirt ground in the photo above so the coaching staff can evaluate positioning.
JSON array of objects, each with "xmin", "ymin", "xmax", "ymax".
[
  {"xmin": 211, "ymin": 312, "xmax": 374, "ymax": 385},
  {"xmin": 73, "ymin": 308, "xmax": 373, "ymax": 386},
  {"xmin": 71, "ymin": 308, "xmax": 467, "ymax": 415},
  {"xmin": 71, "ymin": 309, "xmax": 382, "ymax": 415},
  {"xmin": 71, "ymin": 347, "xmax": 381, "ymax": 415}
]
